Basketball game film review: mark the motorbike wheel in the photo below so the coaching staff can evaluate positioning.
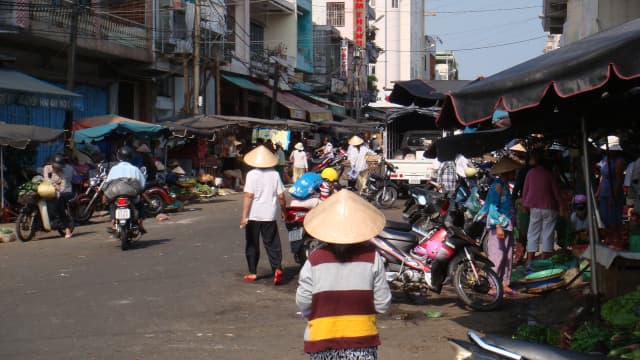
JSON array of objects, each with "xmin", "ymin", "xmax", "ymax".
[
  {"xmin": 452, "ymin": 260, "xmax": 503, "ymax": 311},
  {"xmin": 73, "ymin": 200, "xmax": 94, "ymax": 224},
  {"xmin": 145, "ymin": 194, "xmax": 166, "ymax": 217},
  {"xmin": 375, "ymin": 187, "xmax": 398, "ymax": 209},
  {"xmin": 16, "ymin": 210, "xmax": 37, "ymax": 242},
  {"xmin": 120, "ymin": 228, "xmax": 130, "ymax": 251}
]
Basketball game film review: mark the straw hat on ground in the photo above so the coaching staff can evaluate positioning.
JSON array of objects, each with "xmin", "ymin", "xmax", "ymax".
[
  {"xmin": 172, "ymin": 166, "xmax": 186, "ymax": 175},
  {"xmin": 303, "ymin": 189, "xmax": 385, "ymax": 244},
  {"xmin": 244, "ymin": 145, "xmax": 278, "ymax": 168},
  {"xmin": 294, "ymin": 142, "xmax": 304, "ymax": 151},
  {"xmin": 348, "ymin": 135, "xmax": 364, "ymax": 146},
  {"xmin": 490, "ymin": 156, "xmax": 522, "ymax": 175}
]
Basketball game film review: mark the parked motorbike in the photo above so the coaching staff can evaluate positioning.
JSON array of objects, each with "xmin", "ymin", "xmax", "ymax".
[
  {"xmin": 142, "ymin": 182, "xmax": 175, "ymax": 216},
  {"xmin": 449, "ymin": 330, "xmax": 608, "ymax": 359},
  {"xmin": 284, "ymin": 206, "xmax": 319, "ymax": 265},
  {"xmin": 309, "ymin": 149, "xmax": 347, "ymax": 175},
  {"xmin": 70, "ymin": 163, "xmax": 108, "ymax": 224},
  {"xmin": 344, "ymin": 158, "xmax": 399, "ymax": 209},
  {"xmin": 15, "ymin": 178, "xmax": 75, "ymax": 242},
  {"xmin": 371, "ymin": 198, "xmax": 503, "ymax": 311}
]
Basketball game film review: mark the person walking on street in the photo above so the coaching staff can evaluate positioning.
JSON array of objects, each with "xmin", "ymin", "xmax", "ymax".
[
  {"xmin": 436, "ymin": 159, "xmax": 457, "ymax": 195},
  {"xmin": 476, "ymin": 156, "xmax": 521, "ymax": 296},
  {"xmin": 275, "ymin": 142, "xmax": 286, "ymax": 182},
  {"xmin": 290, "ymin": 142, "xmax": 308, "ymax": 182},
  {"xmin": 296, "ymin": 190, "xmax": 392, "ymax": 359},
  {"xmin": 522, "ymin": 150, "xmax": 565, "ymax": 267},
  {"xmin": 240, "ymin": 145, "xmax": 286, "ymax": 285},
  {"xmin": 347, "ymin": 135, "xmax": 376, "ymax": 192}
]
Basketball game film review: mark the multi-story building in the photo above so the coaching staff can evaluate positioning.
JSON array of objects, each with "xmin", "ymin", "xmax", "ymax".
[
  {"xmin": 542, "ymin": 0, "xmax": 640, "ymax": 45},
  {"xmin": 434, "ymin": 50, "xmax": 458, "ymax": 81},
  {"xmin": 367, "ymin": 0, "xmax": 427, "ymax": 102}
]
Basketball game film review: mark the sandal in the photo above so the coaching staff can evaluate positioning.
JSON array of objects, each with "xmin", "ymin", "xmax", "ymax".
[
  {"xmin": 243, "ymin": 274, "xmax": 257, "ymax": 282},
  {"xmin": 273, "ymin": 269, "xmax": 283, "ymax": 285}
]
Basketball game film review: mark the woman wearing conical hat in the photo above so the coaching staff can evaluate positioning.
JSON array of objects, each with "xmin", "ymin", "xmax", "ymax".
[
  {"xmin": 296, "ymin": 190, "xmax": 391, "ymax": 358},
  {"xmin": 346, "ymin": 135, "xmax": 376, "ymax": 192},
  {"xmin": 241, "ymin": 145, "xmax": 287, "ymax": 285}
]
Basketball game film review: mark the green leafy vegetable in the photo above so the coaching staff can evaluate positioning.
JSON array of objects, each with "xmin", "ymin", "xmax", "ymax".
[
  {"xmin": 602, "ymin": 289, "xmax": 640, "ymax": 329},
  {"xmin": 570, "ymin": 322, "xmax": 613, "ymax": 352},
  {"xmin": 513, "ymin": 324, "xmax": 561, "ymax": 346}
]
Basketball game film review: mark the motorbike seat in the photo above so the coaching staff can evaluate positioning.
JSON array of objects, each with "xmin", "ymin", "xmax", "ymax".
[
  {"xmin": 409, "ymin": 186, "xmax": 441, "ymax": 200},
  {"xmin": 378, "ymin": 227, "xmax": 417, "ymax": 243},
  {"xmin": 385, "ymin": 220, "xmax": 412, "ymax": 232},
  {"xmin": 482, "ymin": 335, "xmax": 609, "ymax": 360}
]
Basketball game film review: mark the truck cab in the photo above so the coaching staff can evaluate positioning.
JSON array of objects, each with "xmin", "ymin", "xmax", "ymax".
[{"xmin": 386, "ymin": 130, "xmax": 443, "ymax": 185}]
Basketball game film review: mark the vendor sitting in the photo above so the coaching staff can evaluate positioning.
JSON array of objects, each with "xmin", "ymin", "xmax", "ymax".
[
  {"xmin": 571, "ymin": 194, "xmax": 589, "ymax": 243},
  {"xmin": 166, "ymin": 160, "xmax": 187, "ymax": 187}
]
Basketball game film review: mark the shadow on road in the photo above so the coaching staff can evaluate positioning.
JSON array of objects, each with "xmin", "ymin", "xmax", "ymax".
[{"xmin": 127, "ymin": 238, "xmax": 172, "ymax": 250}]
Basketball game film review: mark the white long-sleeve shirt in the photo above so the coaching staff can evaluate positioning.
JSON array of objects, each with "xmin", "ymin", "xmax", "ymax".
[
  {"xmin": 289, "ymin": 150, "xmax": 308, "ymax": 169},
  {"xmin": 348, "ymin": 145, "xmax": 375, "ymax": 172}
]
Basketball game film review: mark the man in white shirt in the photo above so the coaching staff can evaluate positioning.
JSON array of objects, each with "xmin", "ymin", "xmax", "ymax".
[
  {"xmin": 240, "ymin": 145, "xmax": 286, "ymax": 285},
  {"xmin": 315, "ymin": 137, "xmax": 334, "ymax": 159}
]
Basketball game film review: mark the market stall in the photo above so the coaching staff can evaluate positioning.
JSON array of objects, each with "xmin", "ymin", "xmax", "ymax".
[{"xmin": 436, "ymin": 18, "xmax": 640, "ymax": 298}]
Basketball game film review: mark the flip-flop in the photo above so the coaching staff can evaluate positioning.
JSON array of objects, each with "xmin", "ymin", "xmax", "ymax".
[
  {"xmin": 243, "ymin": 274, "xmax": 257, "ymax": 282},
  {"xmin": 504, "ymin": 289, "xmax": 521, "ymax": 297}
]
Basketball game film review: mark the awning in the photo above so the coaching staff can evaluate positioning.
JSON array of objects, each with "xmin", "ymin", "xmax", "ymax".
[
  {"xmin": 74, "ymin": 121, "xmax": 170, "ymax": 143},
  {"xmin": 435, "ymin": 127, "xmax": 514, "ymax": 161},
  {"xmin": 0, "ymin": 69, "xmax": 81, "ymax": 110},
  {"xmin": 295, "ymin": 91, "xmax": 346, "ymax": 117},
  {"xmin": 0, "ymin": 122, "xmax": 64, "ymax": 149},
  {"xmin": 217, "ymin": 115, "xmax": 313, "ymax": 130},
  {"xmin": 221, "ymin": 73, "xmax": 265, "ymax": 93},
  {"xmin": 252, "ymin": 82, "xmax": 333, "ymax": 122},
  {"xmin": 436, "ymin": 18, "xmax": 640, "ymax": 128},
  {"xmin": 389, "ymin": 80, "xmax": 470, "ymax": 107},
  {"xmin": 73, "ymin": 114, "xmax": 151, "ymax": 131}
]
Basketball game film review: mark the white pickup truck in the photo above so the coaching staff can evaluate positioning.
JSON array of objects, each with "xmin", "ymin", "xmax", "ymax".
[{"xmin": 384, "ymin": 130, "xmax": 443, "ymax": 186}]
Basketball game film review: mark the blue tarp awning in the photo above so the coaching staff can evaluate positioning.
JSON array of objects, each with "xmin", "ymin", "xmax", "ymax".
[
  {"xmin": 221, "ymin": 74, "xmax": 265, "ymax": 93},
  {"xmin": 73, "ymin": 121, "xmax": 169, "ymax": 143}
]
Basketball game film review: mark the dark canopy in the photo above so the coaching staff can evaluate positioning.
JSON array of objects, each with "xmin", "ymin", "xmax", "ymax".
[
  {"xmin": 436, "ymin": 18, "xmax": 640, "ymax": 128},
  {"xmin": 389, "ymin": 80, "xmax": 470, "ymax": 107},
  {"xmin": 436, "ymin": 127, "xmax": 513, "ymax": 161},
  {"xmin": 0, "ymin": 122, "xmax": 64, "ymax": 149}
]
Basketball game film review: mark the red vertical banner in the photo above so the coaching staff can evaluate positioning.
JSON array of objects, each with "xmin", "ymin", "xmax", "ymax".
[{"xmin": 353, "ymin": 0, "xmax": 366, "ymax": 48}]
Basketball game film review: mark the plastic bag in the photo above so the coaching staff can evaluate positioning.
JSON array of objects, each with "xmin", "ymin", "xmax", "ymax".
[
  {"xmin": 103, "ymin": 178, "xmax": 143, "ymax": 201},
  {"xmin": 288, "ymin": 172, "xmax": 322, "ymax": 200},
  {"xmin": 464, "ymin": 188, "xmax": 482, "ymax": 216}
]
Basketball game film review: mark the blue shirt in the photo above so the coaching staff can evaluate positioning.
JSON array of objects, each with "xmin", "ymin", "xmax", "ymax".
[
  {"xmin": 106, "ymin": 161, "xmax": 146, "ymax": 189},
  {"xmin": 477, "ymin": 178, "xmax": 512, "ymax": 229}
]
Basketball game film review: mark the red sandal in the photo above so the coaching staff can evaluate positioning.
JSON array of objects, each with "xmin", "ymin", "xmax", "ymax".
[
  {"xmin": 273, "ymin": 269, "xmax": 283, "ymax": 285},
  {"xmin": 243, "ymin": 274, "xmax": 257, "ymax": 282}
]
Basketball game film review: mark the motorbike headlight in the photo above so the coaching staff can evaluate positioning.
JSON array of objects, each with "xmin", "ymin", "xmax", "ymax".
[{"xmin": 417, "ymin": 195, "xmax": 427, "ymax": 206}]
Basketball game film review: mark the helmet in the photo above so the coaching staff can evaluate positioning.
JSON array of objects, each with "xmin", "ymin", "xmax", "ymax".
[
  {"xmin": 464, "ymin": 167, "xmax": 478, "ymax": 178},
  {"xmin": 117, "ymin": 146, "xmax": 134, "ymax": 162},
  {"xmin": 321, "ymin": 168, "xmax": 339, "ymax": 182}
]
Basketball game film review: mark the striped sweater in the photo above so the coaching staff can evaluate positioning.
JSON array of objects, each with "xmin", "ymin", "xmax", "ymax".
[{"xmin": 296, "ymin": 244, "xmax": 392, "ymax": 353}]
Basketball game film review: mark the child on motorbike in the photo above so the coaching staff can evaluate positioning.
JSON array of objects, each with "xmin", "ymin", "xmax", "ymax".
[{"xmin": 319, "ymin": 167, "xmax": 339, "ymax": 201}]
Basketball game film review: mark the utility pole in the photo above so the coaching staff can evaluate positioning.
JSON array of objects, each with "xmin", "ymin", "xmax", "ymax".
[
  {"xmin": 193, "ymin": 0, "xmax": 201, "ymax": 115},
  {"xmin": 64, "ymin": 0, "xmax": 80, "ymax": 145},
  {"xmin": 270, "ymin": 58, "xmax": 280, "ymax": 119}
]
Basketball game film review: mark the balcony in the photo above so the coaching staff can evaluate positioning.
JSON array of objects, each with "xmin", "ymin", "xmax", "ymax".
[{"xmin": 2, "ymin": 0, "xmax": 152, "ymax": 62}]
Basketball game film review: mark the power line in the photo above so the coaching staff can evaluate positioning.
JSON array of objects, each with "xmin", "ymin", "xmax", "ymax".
[{"xmin": 383, "ymin": 35, "xmax": 546, "ymax": 53}]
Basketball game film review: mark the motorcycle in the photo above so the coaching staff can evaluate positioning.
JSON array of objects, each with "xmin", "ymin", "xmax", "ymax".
[
  {"xmin": 15, "ymin": 177, "xmax": 75, "ymax": 242},
  {"xmin": 449, "ymin": 330, "xmax": 608, "ymax": 359},
  {"xmin": 344, "ymin": 158, "xmax": 399, "ymax": 209},
  {"xmin": 371, "ymin": 198, "xmax": 503, "ymax": 311},
  {"xmin": 142, "ymin": 182, "xmax": 175, "ymax": 216},
  {"xmin": 71, "ymin": 163, "xmax": 108, "ymax": 224},
  {"xmin": 284, "ymin": 205, "xmax": 319, "ymax": 265},
  {"xmin": 309, "ymin": 149, "xmax": 347, "ymax": 175},
  {"xmin": 105, "ymin": 178, "xmax": 145, "ymax": 251}
]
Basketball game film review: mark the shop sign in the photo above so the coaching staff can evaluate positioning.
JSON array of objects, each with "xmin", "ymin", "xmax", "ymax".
[
  {"xmin": 340, "ymin": 40, "xmax": 349, "ymax": 79},
  {"xmin": 353, "ymin": 0, "xmax": 366, "ymax": 48}
]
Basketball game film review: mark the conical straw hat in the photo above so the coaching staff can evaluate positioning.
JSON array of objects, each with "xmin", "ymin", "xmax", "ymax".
[
  {"xmin": 490, "ymin": 156, "xmax": 522, "ymax": 175},
  {"xmin": 244, "ymin": 145, "xmax": 278, "ymax": 168},
  {"xmin": 303, "ymin": 189, "xmax": 385, "ymax": 244},
  {"xmin": 509, "ymin": 143, "xmax": 526, "ymax": 153},
  {"xmin": 348, "ymin": 135, "xmax": 364, "ymax": 146}
]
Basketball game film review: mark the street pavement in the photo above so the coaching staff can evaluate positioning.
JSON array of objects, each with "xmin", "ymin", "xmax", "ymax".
[{"xmin": 0, "ymin": 194, "xmax": 523, "ymax": 359}]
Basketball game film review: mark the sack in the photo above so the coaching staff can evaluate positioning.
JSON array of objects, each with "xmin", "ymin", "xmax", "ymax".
[
  {"xmin": 288, "ymin": 172, "xmax": 322, "ymax": 199},
  {"xmin": 103, "ymin": 178, "xmax": 143, "ymax": 201},
  {"xmin": 36, "ymin": 181, "xmax": 56, "ymax": 199}
]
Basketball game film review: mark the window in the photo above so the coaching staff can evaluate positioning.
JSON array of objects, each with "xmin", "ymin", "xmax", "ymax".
[
  {"xmin": 391, "ymin": 0, "xmax": 398, "ymax": 8},
  {"xmin": 250, "ymin": 22, "xmax": 264, "ymax": 57},
  {"xmin": 327, "ymin": 2, "xmax": 345, "ymax": 27}
]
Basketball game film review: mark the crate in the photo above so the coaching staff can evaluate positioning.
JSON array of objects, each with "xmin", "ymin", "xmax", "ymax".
[{"xmin": 596, "ymin": 258, "xmax": 640, "ymax": 299}]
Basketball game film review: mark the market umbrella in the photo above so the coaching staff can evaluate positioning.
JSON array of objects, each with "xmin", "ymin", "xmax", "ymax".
[
  {"xmin": 0, "ymin": 122, "xmax": 64, "ymax": 209},
  {"xmin": 73, "ymin": 121, "xmax": 170, "ymax": 144},
  {"xmin": 389, "ymin": 79, "xmax": 470, "ymax": 107},
  {"xmin": 73, "ymin": 114, "xmax": 151, "ymax": 131},
  {"xmin": 434, "ymin": 18, "xmax": 640, "ymax": 297},
  {"xmin": 435, "ymin": 127, "xmax": 514, "ymax": 161}
]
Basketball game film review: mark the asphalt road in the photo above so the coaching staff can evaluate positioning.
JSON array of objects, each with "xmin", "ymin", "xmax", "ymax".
[{"xmin": 0, "ymin": 194, "xmax": 524, "ymax": 359}]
